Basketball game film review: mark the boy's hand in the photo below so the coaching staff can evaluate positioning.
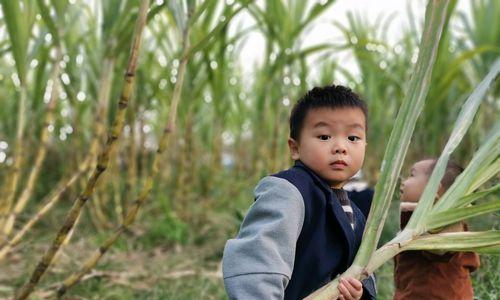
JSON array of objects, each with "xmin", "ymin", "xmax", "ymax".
[{"xmin": 337, "ymin": 277, "xmax": 363, "ymax": 300}]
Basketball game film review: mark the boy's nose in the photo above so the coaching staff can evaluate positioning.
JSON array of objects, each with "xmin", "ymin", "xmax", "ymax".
[
  {"xmin": 334, "ymin": 148, "xmax": 347, "ymax": 154},
  {"xmin": 332, "ymin": 141, "xmax": 347, "ymax": 154}
]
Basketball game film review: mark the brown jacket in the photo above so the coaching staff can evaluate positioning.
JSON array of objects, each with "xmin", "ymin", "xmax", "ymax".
[{"xmin": 393, "ymin": 212, "xmax": 480, "ymax": 300}]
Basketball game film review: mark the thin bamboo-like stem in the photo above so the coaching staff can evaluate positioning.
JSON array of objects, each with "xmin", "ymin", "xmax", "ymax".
[
  {"xmin": 0, "ymin": 155, "xmax": 91, "ymax": 262},
  {"xmin": 111, "ymin": 144, "xmax": 125, "ymax": 224},
  {"xmin": 92, "ymin": 57, "xmax": 116, "ymax": 158},
  {"xmin": 89, "ymin": 193, "xmax": 112, "ymax": 230},
  {"xmin": 0, "ymin": 1, "xmax": 29, "ymax": 229},
  {"xmin": 53, "ymin": 213, "xmax": 82, "ymax": 265},
  {"xmin": 0, "ymin": 86, "xmax": 27, "ymax": 229},
  {"xmin": 0, "ymin": 0, "xmax": 29, "ymax": 222},
  {"xmin": 123, "ymin": 98, "xmax": 138, "ymax": 219},
  {"xmin": 1, "ymin": 48, "xmax": 63, "ymax": 237},
  {"xmin": 0, "ymin": 52, "xmax": 117, "ymax": 258},
  {"xmin": 13, "ymin": 1, "xmax": 150, "ymax": 298},
  {"xmin": 86, "ymin": 58, "xmax": 116, "ymax": 229},
  {"xmin": 55, "ymin": 16, "xmax": 192, "ymax": 298}
]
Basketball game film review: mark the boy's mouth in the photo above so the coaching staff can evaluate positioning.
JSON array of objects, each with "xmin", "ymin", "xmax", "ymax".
[{"xmin": 330, "ymin": 160, "xmax": 347, "ymax": 169}]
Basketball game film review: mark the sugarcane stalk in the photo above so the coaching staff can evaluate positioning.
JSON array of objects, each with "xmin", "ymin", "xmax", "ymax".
[
  {"xmin": 13, "ymin": 1, "xmax": 150, "ymax": 298},
  {"xmin": 85, "ymin": 57, "xmax": 117, "ymax": 229},
  {"xmin": 0, "ymin": 53, "xmax": 119, "ymax": 258},
  {"xmin": 0, "ymin": 155, "xmax": 91, "ymax": 262},
  {"xmin": 55, "ymin": 15, "xmax": 191, "ymax": 298},
  {"xmin": 174, "ymin": 121, "xmax": 191, "ymax": 216},
  {"xmin": 89, "ymin": 192, "xmax": 112, "ymax": 230},
  {"xmin": 92, "ymin": 57, "xmax": 116, "ymax": 158},
  {"xmin": 113, "ymin": 178, "xmax": 124, "ymax": 224},
  {"xmin": 1, "ymin": 47, "xmax": 63, "ymax": 237},
  {"xmin": 122, "ymin": 97, "xmax": 138, "ymax": 220},
  {"xmin": 0, "ymin": 86, "xmax": 27, "ymax": 229},
  {"xmin": 53, "ymin": 212, "xmax": 82, "ymax": 265},
  {"xmin": 0, "ymin": 0, "xmax": 29, "ymax": 231}
]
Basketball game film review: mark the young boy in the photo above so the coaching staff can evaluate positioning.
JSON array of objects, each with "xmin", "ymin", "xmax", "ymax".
[
  {"xmin": 394, "ymin": 159, "xmax": 480, "ymax": 300},
  {"xmin": 222, "ymin": 85, "xmax": 376, "ymax": 300}
]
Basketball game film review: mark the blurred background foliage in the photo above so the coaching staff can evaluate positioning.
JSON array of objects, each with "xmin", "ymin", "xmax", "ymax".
[{"xmin": 0, "ymin": 0, "xmax": 498, "ymax": 299}]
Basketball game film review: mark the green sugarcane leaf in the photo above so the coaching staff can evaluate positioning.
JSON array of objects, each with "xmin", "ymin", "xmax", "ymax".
[
  {"xmin": 404, "ymin": 231, "xmax": 500, "ymax": 252},
  {"xmin": 407, "ymin": 58, "xmax": 500, "ymax": 231},
  {"xmin": 473, "ymin": 245, "xmax": 500, "ymax": 255},
  {"xmin": 51, "ymin": 0, "xmax": 67, "ymax": 19},
  {"xmin": 434, "ymin": 123, "xmax": 500, "ymax": 212},
  {"xmin": 32, "ymin": 43, "xmax": 50, "ymax": 110},
  {"xmin": 353, "ymin": 0, "xmax": 451, "ymax": 267},
  {"xmin": 36, "ymin": 0, "xmax": 61, "ymax": 46},
  {"xmin": 454, "ymin": 184, "xmax": 500, "ymax": 208},
  {"xmin": 0, "ymin": 0, "xmax": 29, "ymax": 84},
  {"xmin": 467, "ymin": 157, "xmax": 500, "ymax": 194},
  {"xmin": 427, "ymin": 199, "xmax": 500, "ymax": 230},
  {"xmin": 291, "ymin": 0, "xmax": 336, "ymax": 39},
  {"xmin": 168, "ymin": 0, "xmax": 187, "ymax": 33},
  {"xmin": 188, "ymin": 0, "xmax": 212, "ymax": 26},
  {"xmin": 185, "ymin": 0, "xmax": 251, "ymax": 58}
]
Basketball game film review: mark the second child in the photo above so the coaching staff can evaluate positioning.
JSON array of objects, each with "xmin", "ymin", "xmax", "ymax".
[{"xmin": 394, "ymin": 159, "xmax": 480, "ymax": 300}]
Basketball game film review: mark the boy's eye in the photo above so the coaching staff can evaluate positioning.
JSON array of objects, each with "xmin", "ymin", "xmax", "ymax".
[
  {"xmin": 318, "ymin": 135, "xmax": 331, "ymax": 141},
  {"xmin": 348, "ymin": 135, "xmax": 361, "ymax": 142}
]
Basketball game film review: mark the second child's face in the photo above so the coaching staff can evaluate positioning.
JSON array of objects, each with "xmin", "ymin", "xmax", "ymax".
[
  {"xmin": 400, "ymin": 160, "xmax": 434, "ymax": 203},
  {"xmin": 289, "ymin": 107, "xmax": 366, "ymax": 188}
]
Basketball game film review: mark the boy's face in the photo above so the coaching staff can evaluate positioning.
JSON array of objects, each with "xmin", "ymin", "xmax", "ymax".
[
  {"xmin": 400, "ymin": 160, "xmax": 434, "ymax": 203},
  {"xmin": 288, "ymin": 107, "xmax": 366, "ymax": 188}
]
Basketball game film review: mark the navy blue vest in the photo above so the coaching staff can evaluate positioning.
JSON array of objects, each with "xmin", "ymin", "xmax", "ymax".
[{"xmin": 273, "ymin": 161, "xmax": 367, "ymax": 300}]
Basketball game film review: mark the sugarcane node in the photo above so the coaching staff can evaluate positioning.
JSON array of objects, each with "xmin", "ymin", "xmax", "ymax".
[
  {"xmin": 125, "ymin": 71, "xmax": 134, "ymax": 78},
  {"xmin": 60, "ymin": 221, "xmax": 76, "ymax": 234},
  {"xmin": 56, "ymin": 285, "xmax": 66, "ymax": 297},
  {"xmin": 118, "ymin": 97, "xmax": 128, "ymax": 109},
  {"xmin": 163, "ymin": 127, "xmax": 172, "ymax": 134},
  {"xmin": 99, "ymin": 245, "xmax": 108, "ymax": 254},
  {"xmin": 96, "ymin": 164, "xmax": 107, "ymax": 173},
  {"xmin": 34, "ymin": 261, "xmax": 50, "ymax": 277},
  {"xmin": 120, "ymin": 223, "xmax": 129, "ymax": 232},
  {"xmin": 108, "ymin": 133, "xmax": 119, "ymax": 142}
]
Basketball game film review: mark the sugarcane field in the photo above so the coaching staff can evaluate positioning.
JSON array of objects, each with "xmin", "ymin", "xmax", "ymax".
[{"xmin": 0, "ymin": 0, "xmax": 498, "ymax": 299}]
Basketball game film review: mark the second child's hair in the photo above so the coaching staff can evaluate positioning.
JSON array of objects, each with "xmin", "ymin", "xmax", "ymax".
[
  {"xmin": 426, "ymin": 159, "xmax": 464, "ymax": 191},
  {"xmin": 289, "ymin": 85, "xmax": 368, "ymax": 140}
]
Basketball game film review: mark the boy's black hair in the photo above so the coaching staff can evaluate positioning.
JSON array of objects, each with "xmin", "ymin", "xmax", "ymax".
[{"xmin": 289, "ymin": 85, "xmax": 368, "ymax": 140}]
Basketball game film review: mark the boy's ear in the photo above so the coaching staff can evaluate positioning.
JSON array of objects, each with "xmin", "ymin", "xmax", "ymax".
[{"xmin": 288, "ymin": 138, "xmax": 300, "ymax": 160}]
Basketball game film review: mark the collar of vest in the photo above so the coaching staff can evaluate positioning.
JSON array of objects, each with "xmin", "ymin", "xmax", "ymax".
[
  {"xmin": 293, "ymin": 160, "xmax": 357, "ymax": 263},
  {"xmin": 293, "ymin": 160, "xmax": 335, "ymax": 192}
]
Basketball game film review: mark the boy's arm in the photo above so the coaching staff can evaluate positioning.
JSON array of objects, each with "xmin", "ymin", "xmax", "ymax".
[{"xmin": 222, "ymin": 176, "xmax": 305, "ymax": 300}]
